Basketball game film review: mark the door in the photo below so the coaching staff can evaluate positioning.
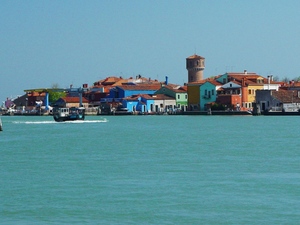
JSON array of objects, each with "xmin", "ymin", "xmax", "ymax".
[{"xmin": 261, "ymin": 102, "xmax": 266, "ymax": 111}]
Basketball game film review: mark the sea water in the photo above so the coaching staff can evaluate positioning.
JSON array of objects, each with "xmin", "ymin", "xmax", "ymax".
[{"xmin": 0, "ymin": 115, "xmax": 299, "ymax": 224}]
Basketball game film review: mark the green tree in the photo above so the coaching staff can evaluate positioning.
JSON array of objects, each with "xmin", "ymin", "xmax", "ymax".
[
  {"xmin": 48, "ymin": 83, "xmax": 66, "ymax": 104},
  {"xmin": 211, "ymin": 103, "xmax": 225, "ymax": 110}
]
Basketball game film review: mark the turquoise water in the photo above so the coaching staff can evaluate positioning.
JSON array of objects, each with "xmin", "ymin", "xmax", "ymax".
[{"xmin": 0, "ymin": 115, "xmax": 300, "ymax": 224}]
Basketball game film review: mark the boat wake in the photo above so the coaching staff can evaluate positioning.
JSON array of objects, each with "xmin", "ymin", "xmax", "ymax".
[
  {"xmin": 13, "ymin": 121, "xmax": 56, "ymax": 124},
  {"xmin": 64, "ymin": 119, "xmax": 108, "ymax": 124},
  {"xmin": 13, "ymin": 118, "xmax": 108, "ymax": 124}
]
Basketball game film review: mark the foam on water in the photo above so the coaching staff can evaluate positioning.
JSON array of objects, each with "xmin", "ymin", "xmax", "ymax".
[{"xmin": 12, "ymin": 118, "xmax": 108, "ymax": 124}]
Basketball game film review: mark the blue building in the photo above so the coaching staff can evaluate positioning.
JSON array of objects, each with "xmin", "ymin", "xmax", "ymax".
[
  {"xmin": 199, "ymin": 81, "xmax": 219, "ymax": 110},
  {"xmin": 107, "ymin": 84, "xmax": 161, "ymax": 99},
  {"xmin": 121, "ymin": 95, "xmax": 144, "ymax": 113}
]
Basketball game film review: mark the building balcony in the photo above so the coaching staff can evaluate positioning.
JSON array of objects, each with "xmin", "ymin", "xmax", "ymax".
[{"xmin": 203, "ymin": 95, "xmax": 211, "ymax": 99}]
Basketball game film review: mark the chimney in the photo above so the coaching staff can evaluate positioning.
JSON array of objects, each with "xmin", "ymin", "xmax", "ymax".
[
  {"xmin": 244, "ymin": 70, "xmax": 247, "ymax": 75},
  {"xmin": 165, "ymin": 76, "xmax": 168, "ymax": 85},
  {"xmin": 242, "ymin": 78, "xmax": 245, "ymax": 86}
]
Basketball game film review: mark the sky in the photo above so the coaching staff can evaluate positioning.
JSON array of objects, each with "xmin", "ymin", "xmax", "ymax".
[{"xmin": 1, "ymin": 0, "xmax": 300, "ymax": 103}]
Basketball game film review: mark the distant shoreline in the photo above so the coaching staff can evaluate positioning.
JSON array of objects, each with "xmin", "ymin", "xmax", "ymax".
[{"xmin": 2, "ymin": 110, "xmax": 300, "ymax": 116}]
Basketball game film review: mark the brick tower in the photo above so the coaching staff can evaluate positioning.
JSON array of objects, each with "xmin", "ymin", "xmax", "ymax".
[{"xmin": 186, "ymin": 54, "xmax": 205, "ymax": 82}]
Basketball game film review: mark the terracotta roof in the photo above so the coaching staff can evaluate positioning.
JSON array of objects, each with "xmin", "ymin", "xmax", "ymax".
[
  {"xmin": 112, "ymin": 79, "xmax": 133, "ymax": 86},
  {"xmin": 281, "ymin": 81, "xmax": 300, "ymax": 87},
  {"xmin": 227, "ymin": 72, "xmax": 257, "ymax": 75},
  {"xmin": 188, "ymin": 78, "xmax": 222, "ymax": 86},
  {"xmin": 227, "ymin": 74, "xmax": 262, "ymax": 80},
  {"xmin": 272, "ymin": 90, "xmax": 300, "ymax": 103},
  {"xmin": 161, "ymin": 85, "xmax": 187, "ymax": 93},
  {"xmin": 139, "ymin": 94, "xmax": 153, "ymax": 99},
  {"xmin": 186, "ymin": 54, "xmax": 205, "ymax": 59},
  {"xmin": 123, "ymin": 93, "xmax": 174, "ymax": 101},
  {"xmin": 123, "ymin": 95, "xmax": 141, "ymax": 101},
  {"xmin": 188, "ymin": 80, "xmax": 207, "ymax": 85},
  {"xmin": 92, "ymin": 76, "xmax": 122, "ymax": 86},
  {"xmin": 61, "ymin": 97, "xmax": 89, "ymax": 103},
  {"xmin": 229, "ymin": 80, "xmax": 242, "ymax": 85},
  {"xmin": 136, "ymin": 77, "xmax": 161, "ymax": 84},
  {"xmin": 181, "ymin": 86, "xmax": 188, "ymax": 91},
  {"xmin": 151, "ymin": 94, "xmax": 175, "ymax": 100},
  {"xmin": 206, "ymin": 80, "xmax": 223, "ymax": 86},
  {"xmin": 118, "ymin": 84, "xmax": 162, "ymax": 91}
]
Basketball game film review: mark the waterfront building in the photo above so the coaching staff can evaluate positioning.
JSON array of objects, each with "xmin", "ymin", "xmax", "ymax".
[
  {"xmin": 216, "ymin": 71, "xmax": 269, "ymax": 111},
  {"xmin": 54, "ymin": 96, "xmax": 89, "ymax": 108},
  {"xmin": 256, "ymin": 89, "xmax": 300, "ymax": 112},
  {"xmin": 107, "ymin": 84, "xmax": 161, "ymax": 99},
  {"xmin": 155, "ymin": 85, "xmax": 188, "ymax": 111},
  {"xmin": 187, "ymin": 79, "xmax": 222, "ymax": 111},
  {"xmin": 121, "ymin": 93, "xmax": 176, "ymax": 114},
  {"xmin": 121, "ymin": 95, "xmax": 143, "ymax": 113},
  {"xmin": 216, "ymin": 80, "xmax": 242, "ymax": 110},
  {"xmin": 199, "ymin": 80, "xmax": 220, "ymax": 110},
  {"xmin": 187, "ymin": 80, "xmax": 205, "ymax": 110}
]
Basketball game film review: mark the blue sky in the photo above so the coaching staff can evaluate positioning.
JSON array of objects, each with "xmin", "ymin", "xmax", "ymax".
[{"xmin": 1, "ymin": 0, "xmax": 300, "ymax": 103}]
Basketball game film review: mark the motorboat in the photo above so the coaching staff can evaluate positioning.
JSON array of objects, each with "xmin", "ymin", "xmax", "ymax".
[{"xmin": 53, "ymin": 107, "xmax": 85, "ymax": 122}]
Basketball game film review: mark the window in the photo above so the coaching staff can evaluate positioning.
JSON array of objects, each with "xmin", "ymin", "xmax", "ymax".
[
  {"xmin": 185, "ymin": 95, "xmax": 187, "ymax": 99},
  {"xmin": 205, "ymin": 90, "xmax": 207, "ymax": 95},
  {"xmin": 178, "ymin": 95, "xmax": 180, "ymax": 99},
  {"xmin": 212, "ymin": 89, "xmax": 214, "ymax": 95},
  {"xmin": 248, "ymin": 90, "xmax": 251, "ymax": 95}
]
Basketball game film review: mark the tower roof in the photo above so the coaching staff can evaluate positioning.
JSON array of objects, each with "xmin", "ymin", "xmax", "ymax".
[{"xmin": 186, "ymin": 54, "xmax": 205, "ymax": 59}]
